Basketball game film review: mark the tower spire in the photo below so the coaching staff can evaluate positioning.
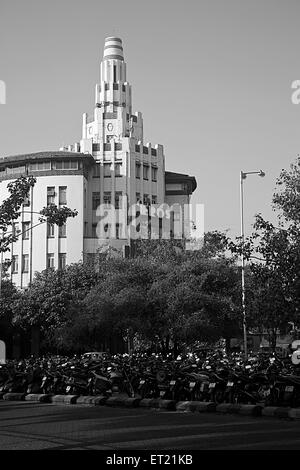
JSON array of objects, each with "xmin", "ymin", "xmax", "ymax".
[
  {"xmin": 103, "ymin": 37, "xmax": 124, "ymax": 61},
  {"xmin": 100, "ymin": 36, "xmax": 126, "ymax": 83}
]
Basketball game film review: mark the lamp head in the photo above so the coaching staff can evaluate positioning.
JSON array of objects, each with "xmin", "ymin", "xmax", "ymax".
[{"xmin": 259, "ymin": 170, "xmax": 265, "ymax": 177}]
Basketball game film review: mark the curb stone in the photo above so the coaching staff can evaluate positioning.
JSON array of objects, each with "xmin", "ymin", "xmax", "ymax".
[
  {"xmin": 124, "ymin": 397, "xmax": 141, "ymax": 407},
  {"xmin": 238, "ymin": 404, "xmax": 263, "ymax": 416},
  {"xmin": 25, "ymin": 393, "xmax": 52, "ymax": 403},
  {"xmin": 274, "ymin": 407, "xmax": 293, "ymax": 419},
  {"xmin": 261, "ymin": 406, "xmax": 280, "ymax": 417},
  {"xmin": 50, "ymin": 395, "xmax": 79, "ymax": 405},
  {"xmin": 3, "ymin": 392, "xmax": 26, "ymax": 401},
  {"xmin": 76, "ymin": 395, "xmax": 108, "ymax": 406},
  {"xmin": 3, "ymin": 393, "xmax": 300, "ymax": 421},
  {"xmin": 158, "ymin": 399, "xmax": 176, "ymax": 410},
  {"xmin": 139, "ymin": 398, "xmax": 159, "ymax": 408},
  {"xmin": 105, "ymin": 395, "xmax": 128, "ymax": 407},
  {"xmin": 216, "ymin": 403, "xmax": 236, "ymax": 414}
]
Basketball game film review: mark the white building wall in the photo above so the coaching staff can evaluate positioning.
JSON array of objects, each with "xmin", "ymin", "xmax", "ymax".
[{"xmin": 0, "ymin": 174, "xmax": 85, "ymax": 287}]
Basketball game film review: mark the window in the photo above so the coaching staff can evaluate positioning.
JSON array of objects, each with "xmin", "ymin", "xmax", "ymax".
[
  {"xmin": 12, "ymin": 255, "xmax": 18, "ymax": 273},
  {"xmin": 47, "ymin": 223, "xmax": 55, "ymax": 238},
  {"xmin": 22, "ymin": 254, "xmax": 29, "ymax": 273},
  {"xmin": 136, "ymin": 193, "xmax": 141, "ymax": 203},
  {"xmin": 136, "ymin": 163, "xmax": 141, "ymax": 178},
  {"xmin": 92, "ymin": 164, "xmax": 100, "ymax": 177},
  {"xmin": 92, "ymin": 223, "xmax": 98, "ymax": 238},
  {"xmin": 115, "ymin": 162, "xmax": 122, "ymax": 177},
  {"xmin": 152, "ymin": 166, "xmax": 158, "ymax": 182},
  {"xmin": 143, "ymin": 165, "xmax": 149, "ymax": 180},
  {"xmin": 104, "ymin": 223, "xmax": 110, "ymax": 238},
  {"xmin": 92, "ymin": 192, "xmax": 100, "ymax": 210},
  {"xmin": 115, "ymin": 192, "xmax": 122, "ymax": 209},
  {"xmin": 58, "ymin": 253, "xmax": 66, "ymax": 270},
  {"xmin": 55, "ymin": 160, "xmax": 78, "ymax": 170},
  {"xmin": 143, "ymin": 194, "xmax": 150, "ymax": 205},
  {"xmin": 12, "ymin": 222, "xmax": 20, "ymax": 238},
  {"xmin": 22, "ymin": 222, "xmax": 30, "ymax": 240},
  {"xmin": 59, "ymin": 223, "xmax": 66, "ymax": 238},
  {"xmin": 103, "ymin": 192, "xmax": 111, "ymax": 207},
  {"xmin": 152, "ymin": 195, "xmax": 157, "ymax": 205},
  {"xmin": 104, "ymin": 163, "xmax": 111, "ymax": 177},
  {"xmin": 47, "ymin": 187, "xmax": 55, "ymax": 205},
  {"xmin": 30, "ymin": 161, "xmax": 51, "ymax": 171},
  {"xmin": 84, "ymin": 222, "xmax": 88, "ymax": 237},
  {"xmin": 59, "ymin": 187, "xmax": 67, "ymax": 205},
  {"xmin": 116, "ymin": 223, "xmax": 121, "ymax": 239},
  {"xmin": 92, "ymin": 143, "xmax": 100, "ymax": 152},
  {"xmin": 47, "ymin": 253, "xmax": 54, "ymax": 269},
  {"xmin": 23, "ymin": 194, "xmax": 30, "ymax": 207},
  {"xmin": 7, "ymin": 165, "xmax": 26, "ymax": 175}
]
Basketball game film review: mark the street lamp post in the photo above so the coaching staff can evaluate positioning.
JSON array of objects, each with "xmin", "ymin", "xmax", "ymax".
[{"xmin": 240, "ymin": 169, "xmax": 265, "ymax": 360}]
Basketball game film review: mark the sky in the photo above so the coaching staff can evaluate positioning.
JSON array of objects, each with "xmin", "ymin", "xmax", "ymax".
[{"xmin": 0, "ymin": 0, "xmax": 300, "ymax": 239}]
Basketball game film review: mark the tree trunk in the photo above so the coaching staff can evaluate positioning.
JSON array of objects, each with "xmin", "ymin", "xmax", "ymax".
[
  {"xmin": 270, "ymin": 329, "xmax": 277, "ymax": 352},
  {"xmin": 225, "ymin": 337, "xmax": 231, "ymax": 354}
]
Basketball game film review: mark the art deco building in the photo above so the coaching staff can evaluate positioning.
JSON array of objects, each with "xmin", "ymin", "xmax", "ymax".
[{"xmin": 0, "ymin": 37, "xmax": 197, "ymax": 287}]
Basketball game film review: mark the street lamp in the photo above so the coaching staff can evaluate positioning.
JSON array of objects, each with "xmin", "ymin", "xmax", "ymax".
[{"xmin": 240, "ymin": 169, "xmax": 265, "ymax": 360}]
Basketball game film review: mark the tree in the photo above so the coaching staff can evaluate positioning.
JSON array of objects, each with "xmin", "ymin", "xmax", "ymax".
[
  {"xmin": 12, "ymin": 260, "xmax": 99, "ymax": 351},
  {"xmin": 229, "ymin": 157, "xmax": 300, "ymax": 349},
  {"xmin": 0, "ymin": 176, "xmax": 78, "ymax": 255}
]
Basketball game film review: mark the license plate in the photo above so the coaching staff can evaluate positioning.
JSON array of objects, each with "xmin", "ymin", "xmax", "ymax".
[
  {"xmin": 189, "ymin": 382, "xmax": 196, "ymax": 388},
  {"xmin": 285, "ymin": 386, "xmax": 294, "ymax": 392},
  {"xmin": 66, "ymin": 386, "xmax": 71, "ymax": 392},
  {"xmin": 170, "ymin": 380, "xmax": 176, "ymax": 385},
  {"xmin": 140, "ymin": 380, "xmax": 145, "ymax": 384},
  {"xmin": 209, "ymin": 383, "xmax": 216, "ymax": 388},
  {"xmin": 227, "ymin": 382, "xmax": 234, "ymax": 387}
]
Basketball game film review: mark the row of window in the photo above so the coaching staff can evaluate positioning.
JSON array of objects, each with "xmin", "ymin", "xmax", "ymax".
[
  {"xmin": 47, "ymin": 186, "xmax": 67, "ymax": 205},
  {"xmin": 32, "ymin": 160, "xmax": 78, "ymax": 171},
  {"xmin": 11, "ymin": 253, "xmax": 66, "ymax": 273},
  {"xmin": 136, "ymin": 164, "xmax": 158, "ymax": 181},
  {"xmin": 136, "ymin": 193, "xmax": 157, "ymax": 205},
  {"xmin": 0, "ymin": 161, "xmax": 79, "ymax": 176},
  {"xmin": 11, "ymin": 221, "xmax": 67, "ymax": 239},
  {"xmin": 89, "ymin": 223, "xmax": 122, "ymax": 239},
  {"xmin": 101, "ymin": 83, "xmax": 126, "ymax": 91},
  {"xmin": 92, "ymin": 191, "xmax": 123, "ymax": 210},
  {"xmin": 91, "ymin": 192, "xmax": 158, "ymax": 210},
  {"xmin": 92, "ymin": 162, "xmax": 123, "ymax": 178},
  {"xmin": 135, "ymin": 145, "xmax": 157, "ymax": 156},
  {"xmin": 93, "ymin": 143, "xmax": 123, "ymax": 151}
]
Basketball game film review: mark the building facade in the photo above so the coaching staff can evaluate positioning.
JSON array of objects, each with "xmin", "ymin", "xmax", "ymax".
[{"xmin": 0, "ymin": 37, "xmax": 196, "ymax": 287}]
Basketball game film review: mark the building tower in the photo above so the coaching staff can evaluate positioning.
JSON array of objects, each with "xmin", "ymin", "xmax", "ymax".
[
  {"xmin": 0, "ymin": 37, "xmax": 197, "ymax": 289},
  {"xmin": 62, "ymin": 37, "xmax": 166, "ymax": 252}
]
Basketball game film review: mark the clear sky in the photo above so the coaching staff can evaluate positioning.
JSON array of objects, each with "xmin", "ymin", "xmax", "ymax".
[{"xmin": 0, "ymin": 0, "xmax": 299, "ymax": 238}]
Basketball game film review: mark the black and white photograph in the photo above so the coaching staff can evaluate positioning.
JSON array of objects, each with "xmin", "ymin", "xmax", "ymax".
[{"xmin": 0, "ymin": 0, "xmax": 300, "ymax": 460}]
